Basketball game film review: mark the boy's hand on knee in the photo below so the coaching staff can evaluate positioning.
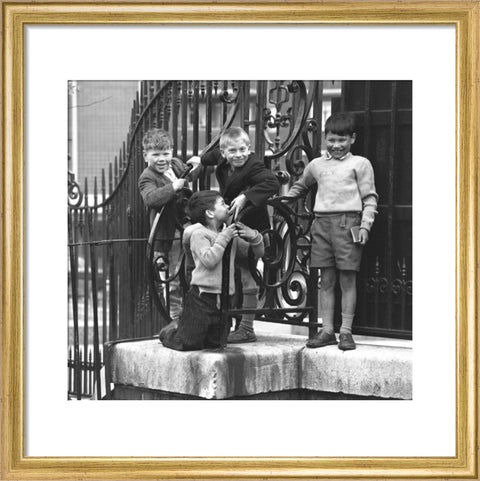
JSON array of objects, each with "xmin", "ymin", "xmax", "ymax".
[{"xmin": 359, "ymin": 228, "xmax": 369, "ymax": 245}]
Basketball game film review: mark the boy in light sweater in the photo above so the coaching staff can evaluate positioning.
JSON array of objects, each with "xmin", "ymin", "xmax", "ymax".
[
  {"xmin": 284, "ymin": 112, "xmax": 378, "ymax": 351},
  {"xmin": 160, "ymin": 190, "xmax": 264, "ymax": 351}
]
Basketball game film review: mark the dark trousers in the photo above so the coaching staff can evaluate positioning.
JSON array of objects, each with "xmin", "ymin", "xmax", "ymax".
[{"xmin": 160, "ymin": 286, "xmax": 231, "ymax": 351}]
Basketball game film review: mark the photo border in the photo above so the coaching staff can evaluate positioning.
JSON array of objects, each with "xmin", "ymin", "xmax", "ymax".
[{"xmin": 1, "ymin": 1, "xmax": 478, "ymax": 479}]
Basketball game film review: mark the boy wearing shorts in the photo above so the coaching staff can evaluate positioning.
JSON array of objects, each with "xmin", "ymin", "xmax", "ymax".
[{"xmin": 284, "ymin": 112, "xmax": 378, "ymax": 350}]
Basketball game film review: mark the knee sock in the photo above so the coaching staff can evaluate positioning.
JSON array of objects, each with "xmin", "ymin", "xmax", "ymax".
[
  {"xmin": 321, "ymin": 310, "xmax": 335, "ymax": 335},
  {"xmin": 340, "ymin": 313, "xmax": 354, "ymax": 334},
  {"xmin": 239, "ymin": 292, "xmax": 257, "ymax": 332}
]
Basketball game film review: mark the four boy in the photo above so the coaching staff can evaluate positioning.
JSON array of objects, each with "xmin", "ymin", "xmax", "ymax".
[{"xmin": 139, "ymin": 112, "xmax": 378, "ymax": 352}]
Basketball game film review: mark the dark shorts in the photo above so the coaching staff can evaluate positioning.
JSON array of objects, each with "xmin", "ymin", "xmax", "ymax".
[
  {"xmin": 311, "ymin": 212, "xmax": 363, "ymax": 271},
  {"xmin": 160, "ymin": 286, "xmax": 232, "ymax": 351}
]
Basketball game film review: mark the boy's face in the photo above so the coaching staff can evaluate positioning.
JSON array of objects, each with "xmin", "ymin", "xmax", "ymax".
[
  {"xmin": 325, "ymin": 132, "xmax": 356, "ymax": 160},
  {"xmin": 208, "ymin": 196, "xmax": 229, "ymax": 224},
  {"xmin": 221, "ymin": 138, "xmax": 250, "ymax": 170},
  {"xmin": 144, "ymin": 148, "xmax": 173, "ymax": 174}
]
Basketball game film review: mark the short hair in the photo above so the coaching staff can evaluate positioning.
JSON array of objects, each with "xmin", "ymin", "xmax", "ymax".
[
  {"xmin": 142, "ymin": 128, "xmax": 173, "ymax": 151},
  {"xmin": 219, "ymin": 126, "xmax": 251, "ymax": 150},
  {"xmin": 324, "ymin": 112, "xmax": 356, "ymax": 136},
  {"xmin": 187, "ymin": 190, "xmax": 222, "ymax": 225}
]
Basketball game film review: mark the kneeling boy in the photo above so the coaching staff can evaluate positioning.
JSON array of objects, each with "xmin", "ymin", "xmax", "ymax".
[{"xmin": 160, "ymin": 190, "xmax": 264, "ymax": 351}]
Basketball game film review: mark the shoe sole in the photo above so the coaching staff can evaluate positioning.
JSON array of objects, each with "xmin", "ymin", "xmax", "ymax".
[
  {"xmin": 306, "ymin": 339, "xmax": 338, "ymax": 349},
  {"xmin": 338, "ymin": 344, "xmax": 356, "ymax": 351},
  {"xmin": 227, "ymin": 337, "xmax": 257, "ymax": 344}
]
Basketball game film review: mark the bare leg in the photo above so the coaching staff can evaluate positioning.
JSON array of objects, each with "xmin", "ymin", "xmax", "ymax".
[
  {"xmin": 319, "ymin": 267, "xmax": 337, "ymax": 334},
  {"xmin": 339, "ymin": 270, "xmax": 357, "ymax": 334}
]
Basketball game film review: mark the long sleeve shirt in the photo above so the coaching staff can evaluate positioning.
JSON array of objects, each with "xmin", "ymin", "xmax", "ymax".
[
  {"xmin": 286, "ymin": 152, "xmax": 378, "ymax": 231},
  {"xmin": 183, "ymin": 223, "xmax": 264, "ymax": 295}
]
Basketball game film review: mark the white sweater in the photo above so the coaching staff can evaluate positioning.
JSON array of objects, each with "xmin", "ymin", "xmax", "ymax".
[{"xmin": 286, "ymin": 152, "xmax": 378, "ymax": 230}]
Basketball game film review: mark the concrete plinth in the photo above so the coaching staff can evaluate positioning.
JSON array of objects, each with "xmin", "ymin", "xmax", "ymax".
[
  {"xmin": 109, "ymin": 334, "xmax": 305, "ymax": 399},
  {"xmin": 301, "ymin": 342, "xmax": 412, "ymax": 399},
  {"xmin": 107, "ymin": 333, "xmax": 412, "ymax": 400}
]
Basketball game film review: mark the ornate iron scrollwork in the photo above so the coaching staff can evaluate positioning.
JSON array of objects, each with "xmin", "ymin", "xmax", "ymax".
[
  {"xmin": 366, "ymin": 257, "xmax": 389, "ymax": 294},
  {"xmin": 68, "ymin": 171, "xmax": 83, "ymax": 207},
  {"xmin": 392, "ymin": 258, "xmax": 412, "ymax": 295}
]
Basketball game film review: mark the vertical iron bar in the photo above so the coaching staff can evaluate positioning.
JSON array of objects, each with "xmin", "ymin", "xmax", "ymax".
[
  {"xmin": 363, "ymin": 81, "xmax": 372, "ymax": 158},
  {"xmin": 373, "ymin": 257, "xmax": 380, "ymax": 328},
  {"xmin": 107, "ymin": 205, "xmax": 117, "ymax": 340},
  {"xmin": 87, "ymin": 208, "xmax": 102, "ymax": 398},
  {"xmin": 400, "ymin": 258, "xmax": 407, "ymax": 330},
  {"xmin": 242, "ymin": 81, "xmax": 250, "ymax": 134},
  {"xmin": 312, "ymin": 81, "xmax": 323, "ymax": 157},
  {"xmin": 127, "ymin": 205, "xmax": 136, "ymax": 337},
  {"xmin": 192, "ymin": 80, "xmax": 200, "ymax": 191},
  {"xmin": 172, "ymin": 81, "xmax": 179, "ymax": 157},
  {"xmin": 222, "ymin": 80, "xmax": 228, "ymax": 124},
  {"xmin": 206, "ymin": 80, "xmax": 213, "ymax": 145},
  {"xmin": 307, "ymin": 267, "xmax": 319, "ymax": 339},
  {"xmin": 181, "ymin": 80, "xmax": 188, "ymax": 161},
  {"xmin": 68, "ymin": 210, "xmax": 82, "ymax": 400},
  {"xmin": 101, "ymin": 170, "xmax": 107, "ymax": 344},
  {"xmin": 255, "ymin": 81, "xmax": 267, "ymax": 165},
  {"xmin": 385, "ymin": 81, "xmax": 398, "ymax": 329},
  {"xmin": 82, "ymin": 181, "xmax": 89, "ymax": 391}
]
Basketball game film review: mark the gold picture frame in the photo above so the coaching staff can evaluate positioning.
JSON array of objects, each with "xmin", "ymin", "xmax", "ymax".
[{"xmin": 1, "ymin": 1, "xmax": 478, "ymax": 479}]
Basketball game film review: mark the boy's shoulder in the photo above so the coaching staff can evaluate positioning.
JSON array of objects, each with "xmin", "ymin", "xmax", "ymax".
[
  {"xmin": 348, "ymin": 154, "xmax": 373, "ymax": 166},
  {"xmin": 139, "ymin": 165, "xmax": 155, "ymax": 180}
]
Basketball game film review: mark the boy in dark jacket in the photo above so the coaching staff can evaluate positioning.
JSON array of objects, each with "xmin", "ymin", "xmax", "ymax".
[
  {"xmin": 138, "ymin": 128, "xmax": 200, "ymax": 325},
  {"xmin": 201, "ymin": 127, "xmax": 279, "ymax": 342}
]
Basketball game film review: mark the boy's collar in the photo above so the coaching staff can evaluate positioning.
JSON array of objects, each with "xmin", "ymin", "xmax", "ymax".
[{"xmin": 325, "ymin": 151, "xmax": 351, "ymax": 161}]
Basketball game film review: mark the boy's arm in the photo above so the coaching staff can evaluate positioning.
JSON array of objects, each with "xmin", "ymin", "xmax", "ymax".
[
  {"xmin": 138, "ymin": 172, "xmax": 176, "ymax": 209},
  {"xmin": 241, "ymin": 162, "xmax": 280, "ymax": 207},
  {"xmin": 170, "ymin": 156, "xmax": 202, "ymax": 185},
  {"xmin": 236, "ymin": 232, "xmax": 265, "ymax": 259},
  {"xmin": 236, "ymin": 225, "xmax": 265, "ymax": 260},
  {"xmin": 191, "ymin": 227, "xmax": 236, "ymax": 270},
  {"xmin": 284, "ymin": 162, "xmax": 316, "ymax": 200},
  {"xmin": 356, "ymin": 159, "xmax": 379, "ymax": 231},
  {"xmin": 200, "ymin": 148, "xmax": 222, "ymax": 167}
]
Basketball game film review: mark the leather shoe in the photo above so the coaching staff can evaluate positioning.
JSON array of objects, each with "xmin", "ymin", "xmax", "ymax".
[{"xmin": 306, "ymin": 330, "xmax": 338, "ymax": 348}]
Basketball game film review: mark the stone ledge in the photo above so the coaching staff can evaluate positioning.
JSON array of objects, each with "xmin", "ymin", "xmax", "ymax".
[
  {"xmin": 301, "ymin": 342, "xmax": 412, "ymax": 399},
  {"xmin": 108, "ymin": 333, "xmax": 412, "ymax": 400},
  {"xmin": 109, "ymin": 334, "xmax": 305, "ymax": 399}
]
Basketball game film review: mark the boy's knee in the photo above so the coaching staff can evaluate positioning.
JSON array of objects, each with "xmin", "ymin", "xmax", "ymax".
[
  {"xmin": 339, "ymin": 270, "xmax": 357, "ymax": 290},
  {"xmin": 320, "ymin": 268, "xmax": 337, "ymax": 290}
]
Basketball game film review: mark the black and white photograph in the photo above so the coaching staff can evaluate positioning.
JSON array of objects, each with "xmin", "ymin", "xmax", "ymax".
[{"xmin": 67, "ymin": 80, "xmax": 412, "ymax": 401}]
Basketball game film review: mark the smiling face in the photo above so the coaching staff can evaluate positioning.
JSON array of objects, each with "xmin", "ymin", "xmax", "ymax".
[
  {"xmin": 221, "ymin": 138, "xmax": 250, "ymax": 170},
  {"xmin": 144, "ymin": 148, "xmax": 173, "ymax": 174},
  {"xmin": 325, "ymin": 132, "xmax": 356, "ymax": 160}
]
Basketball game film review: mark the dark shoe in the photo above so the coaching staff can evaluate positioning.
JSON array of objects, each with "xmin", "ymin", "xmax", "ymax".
[
  {"xmin": 306, "ymin": 330, "xmax": 338, "ymax": 348},
  {"xmin": 159, "ymin": 321, "xmax": 178, "ymax": 343},
  {"xmin": 227, "ymin": 329, "xmax": 257, "ymax": 344},
  {"xmin": 338, "ymin": 332, "xmax": 356, "ymax": 351}
]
